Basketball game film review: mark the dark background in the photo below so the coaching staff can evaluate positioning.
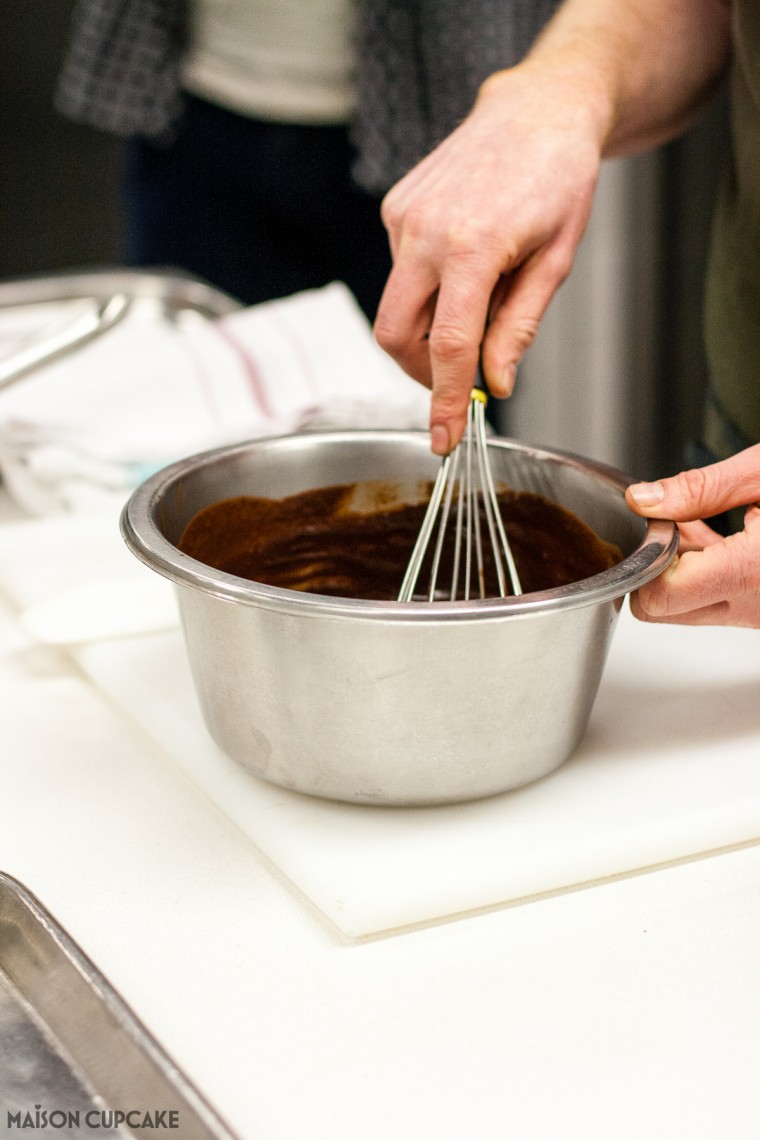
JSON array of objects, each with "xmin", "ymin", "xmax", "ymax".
[{"xmin": 0, "ymin": 0, "xmax": 122, "ymax": 275}]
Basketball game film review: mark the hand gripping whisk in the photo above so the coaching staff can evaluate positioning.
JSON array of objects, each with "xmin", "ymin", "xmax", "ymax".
[{"xmin": 398, "ymin": 370, "xmax": 524, "ymax": 603}]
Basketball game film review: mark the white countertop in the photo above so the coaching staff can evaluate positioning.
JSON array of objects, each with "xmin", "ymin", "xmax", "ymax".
[{"xmin": 1, "ymin": 494, "xmax": 760, "ymax": 1139}]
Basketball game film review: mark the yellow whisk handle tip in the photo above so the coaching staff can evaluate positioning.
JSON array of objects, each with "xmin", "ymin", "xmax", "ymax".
[{"xmin": 470, "ymin": 388, "xmax": 488, "ymax": 406}]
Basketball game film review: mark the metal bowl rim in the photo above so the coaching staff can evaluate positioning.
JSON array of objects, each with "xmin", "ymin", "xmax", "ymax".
[{"xmin": 120, "ymin": 429, "xmax": 679, "ymax": 622}]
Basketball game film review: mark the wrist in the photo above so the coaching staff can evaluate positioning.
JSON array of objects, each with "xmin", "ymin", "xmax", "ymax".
[{"xmin": 476, "ymin": 53, "xmax": 618, "ymax": 156}]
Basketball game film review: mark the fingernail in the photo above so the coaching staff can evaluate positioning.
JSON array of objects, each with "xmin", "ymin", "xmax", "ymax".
[
  {"xmin": 500, "ymin": 362, "xmax": 518, "ymax": 397},
  {"xmin": 430, "ymin": 424, "xmax": 450, "ymax": 455},
  {"xmin": 628, "ymin": 481, "xmax": 665, "ymax": 507}
]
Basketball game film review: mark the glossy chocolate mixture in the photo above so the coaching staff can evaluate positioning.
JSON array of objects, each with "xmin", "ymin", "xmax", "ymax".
[{"xmin": 177, "ymin": 481, "xmax": 623, "ymax": 600}]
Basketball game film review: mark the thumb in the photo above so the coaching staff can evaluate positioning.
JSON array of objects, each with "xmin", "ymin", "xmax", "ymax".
[{"xmin": 626, "ymin": 443, "xmax": 760, "ymax": 521}]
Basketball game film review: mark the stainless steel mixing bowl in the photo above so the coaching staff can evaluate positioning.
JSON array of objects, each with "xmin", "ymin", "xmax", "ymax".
[{"xmin": 121, "ymin": 431, "xmax": 677, "ymax": 805}]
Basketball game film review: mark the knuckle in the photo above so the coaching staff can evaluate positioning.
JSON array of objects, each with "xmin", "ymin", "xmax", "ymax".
[
  {"xmin": 380, "ymin": 187, "xmax": 403, "ymax": 230},
  {"xmin": 396, "ymin": 206, "xmax": 506, "ymax": 263},
  {"xmin": 432, "ymin": 383, "xmax": 468, "ymax": 414},
  {"xmin": 672, "ymin": 465, "xmax": 713, "ymax": 512},
  {"xmin": 393, "ymin": 201, "xmax": 436, "ymax": 247},
  {"xmin": 509, "ymin": 315, "xmax": 541, "ymax": 356},
  {"xmin": 450, "ymin": 227, "xmax": 517, "ymax": 273},
  {"xmin": 427, "ymin": 322, "xmax": 473, "ymax": 364},
  {"xmin": 373, "ymin": 312, "xmax": 405, "ymax": 356},
  {"xmin": 545, "ymin": 243, "xmax": 575, "ymax": 284},
  {"xmin": 446, "ymin": 219, "xmax": 495, "ymax": 256}
]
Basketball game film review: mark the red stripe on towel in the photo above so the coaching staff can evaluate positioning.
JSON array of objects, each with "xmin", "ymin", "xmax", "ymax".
[
  {"xmin": 267, "ymin": 308, "xmax": 321, "ymax": 398},
  {"xmin": 214, "ymin": 320, "xmax": 275, "ymax": 419}
]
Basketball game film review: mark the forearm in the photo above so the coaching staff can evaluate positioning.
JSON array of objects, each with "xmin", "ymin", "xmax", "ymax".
[{"xmin": 481, "ymin": 0, "xmax": 733, "ymax": 157}]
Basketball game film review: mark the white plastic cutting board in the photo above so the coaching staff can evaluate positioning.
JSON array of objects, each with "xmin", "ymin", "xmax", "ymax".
[
  {"xmin": 1, "ymin": 509, "xmax": 760, "ymax": 939},
  {"xmin": 70, "ymin": 612, "xmax": 760, "ymax": 938}
]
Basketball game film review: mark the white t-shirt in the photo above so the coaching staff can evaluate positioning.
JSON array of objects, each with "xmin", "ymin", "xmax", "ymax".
[{"xmin": 182, "ymin": 0, "xmax": 358, "ymax": 125}]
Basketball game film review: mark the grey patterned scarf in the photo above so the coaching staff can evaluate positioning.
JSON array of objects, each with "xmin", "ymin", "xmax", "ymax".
[{"xmin": 352, "ymin": 0, "xmax": 560, "ymax": 193}]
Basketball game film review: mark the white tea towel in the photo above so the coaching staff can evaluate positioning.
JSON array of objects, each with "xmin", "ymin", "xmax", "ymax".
[{"xmin": 0, "ymin": 282, "xmax": 431, "ymax": 515}]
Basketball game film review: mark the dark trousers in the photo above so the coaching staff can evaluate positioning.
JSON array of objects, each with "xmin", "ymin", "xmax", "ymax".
[{"xmin": 122, "ymin": 94, "xmax": 392, "ymax": 320}]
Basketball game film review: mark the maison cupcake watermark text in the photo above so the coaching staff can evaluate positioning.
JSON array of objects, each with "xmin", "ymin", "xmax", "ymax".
[{"xmin": 7, "ymin": 1106, "xmax": 180, "ymax": 1130}]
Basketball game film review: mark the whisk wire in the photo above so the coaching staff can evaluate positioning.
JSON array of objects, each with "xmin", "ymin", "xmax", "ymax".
[
  {"xmin": 398, "ymin": 384, "xmax": 524, "ymax": 603},
  {"xmin": 450, "ymin": 459, "xmax": 465, "ymax": 599},
  {"xmin": 426, "ymin": 445, "xmax": 460, "ymax": 602},
  {"xmin": 464, "ymin": 407, "xmax": 474, "ymax": 600},
  {"xmin": 470, "ymin": 397, "xmax": 488, "ymax": 600},
  {"xmin": 474, "ymin": 396, "xmax": 523, "ymax": 597},
  {"xmin": 397, "ymin": 452, "xmax": 451, "ymax": 602}
]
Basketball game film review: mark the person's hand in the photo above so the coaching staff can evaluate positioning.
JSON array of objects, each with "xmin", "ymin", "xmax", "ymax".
[
  {"xmin": 625, "ymin": 444, "xmax": 760, "ymax": 628},
  {"xmin": 374, "ymin": 62, "xmax": 609, "ymax": 455}
]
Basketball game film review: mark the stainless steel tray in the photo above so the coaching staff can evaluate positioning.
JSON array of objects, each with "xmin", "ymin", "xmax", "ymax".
[
  {"xmin": 0, "ymin": 268, "xmax": 241, "ymax": 392},
  {"xmin": 0, "ymin": 872, "xmax": 238, "ymax": 1139}
]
